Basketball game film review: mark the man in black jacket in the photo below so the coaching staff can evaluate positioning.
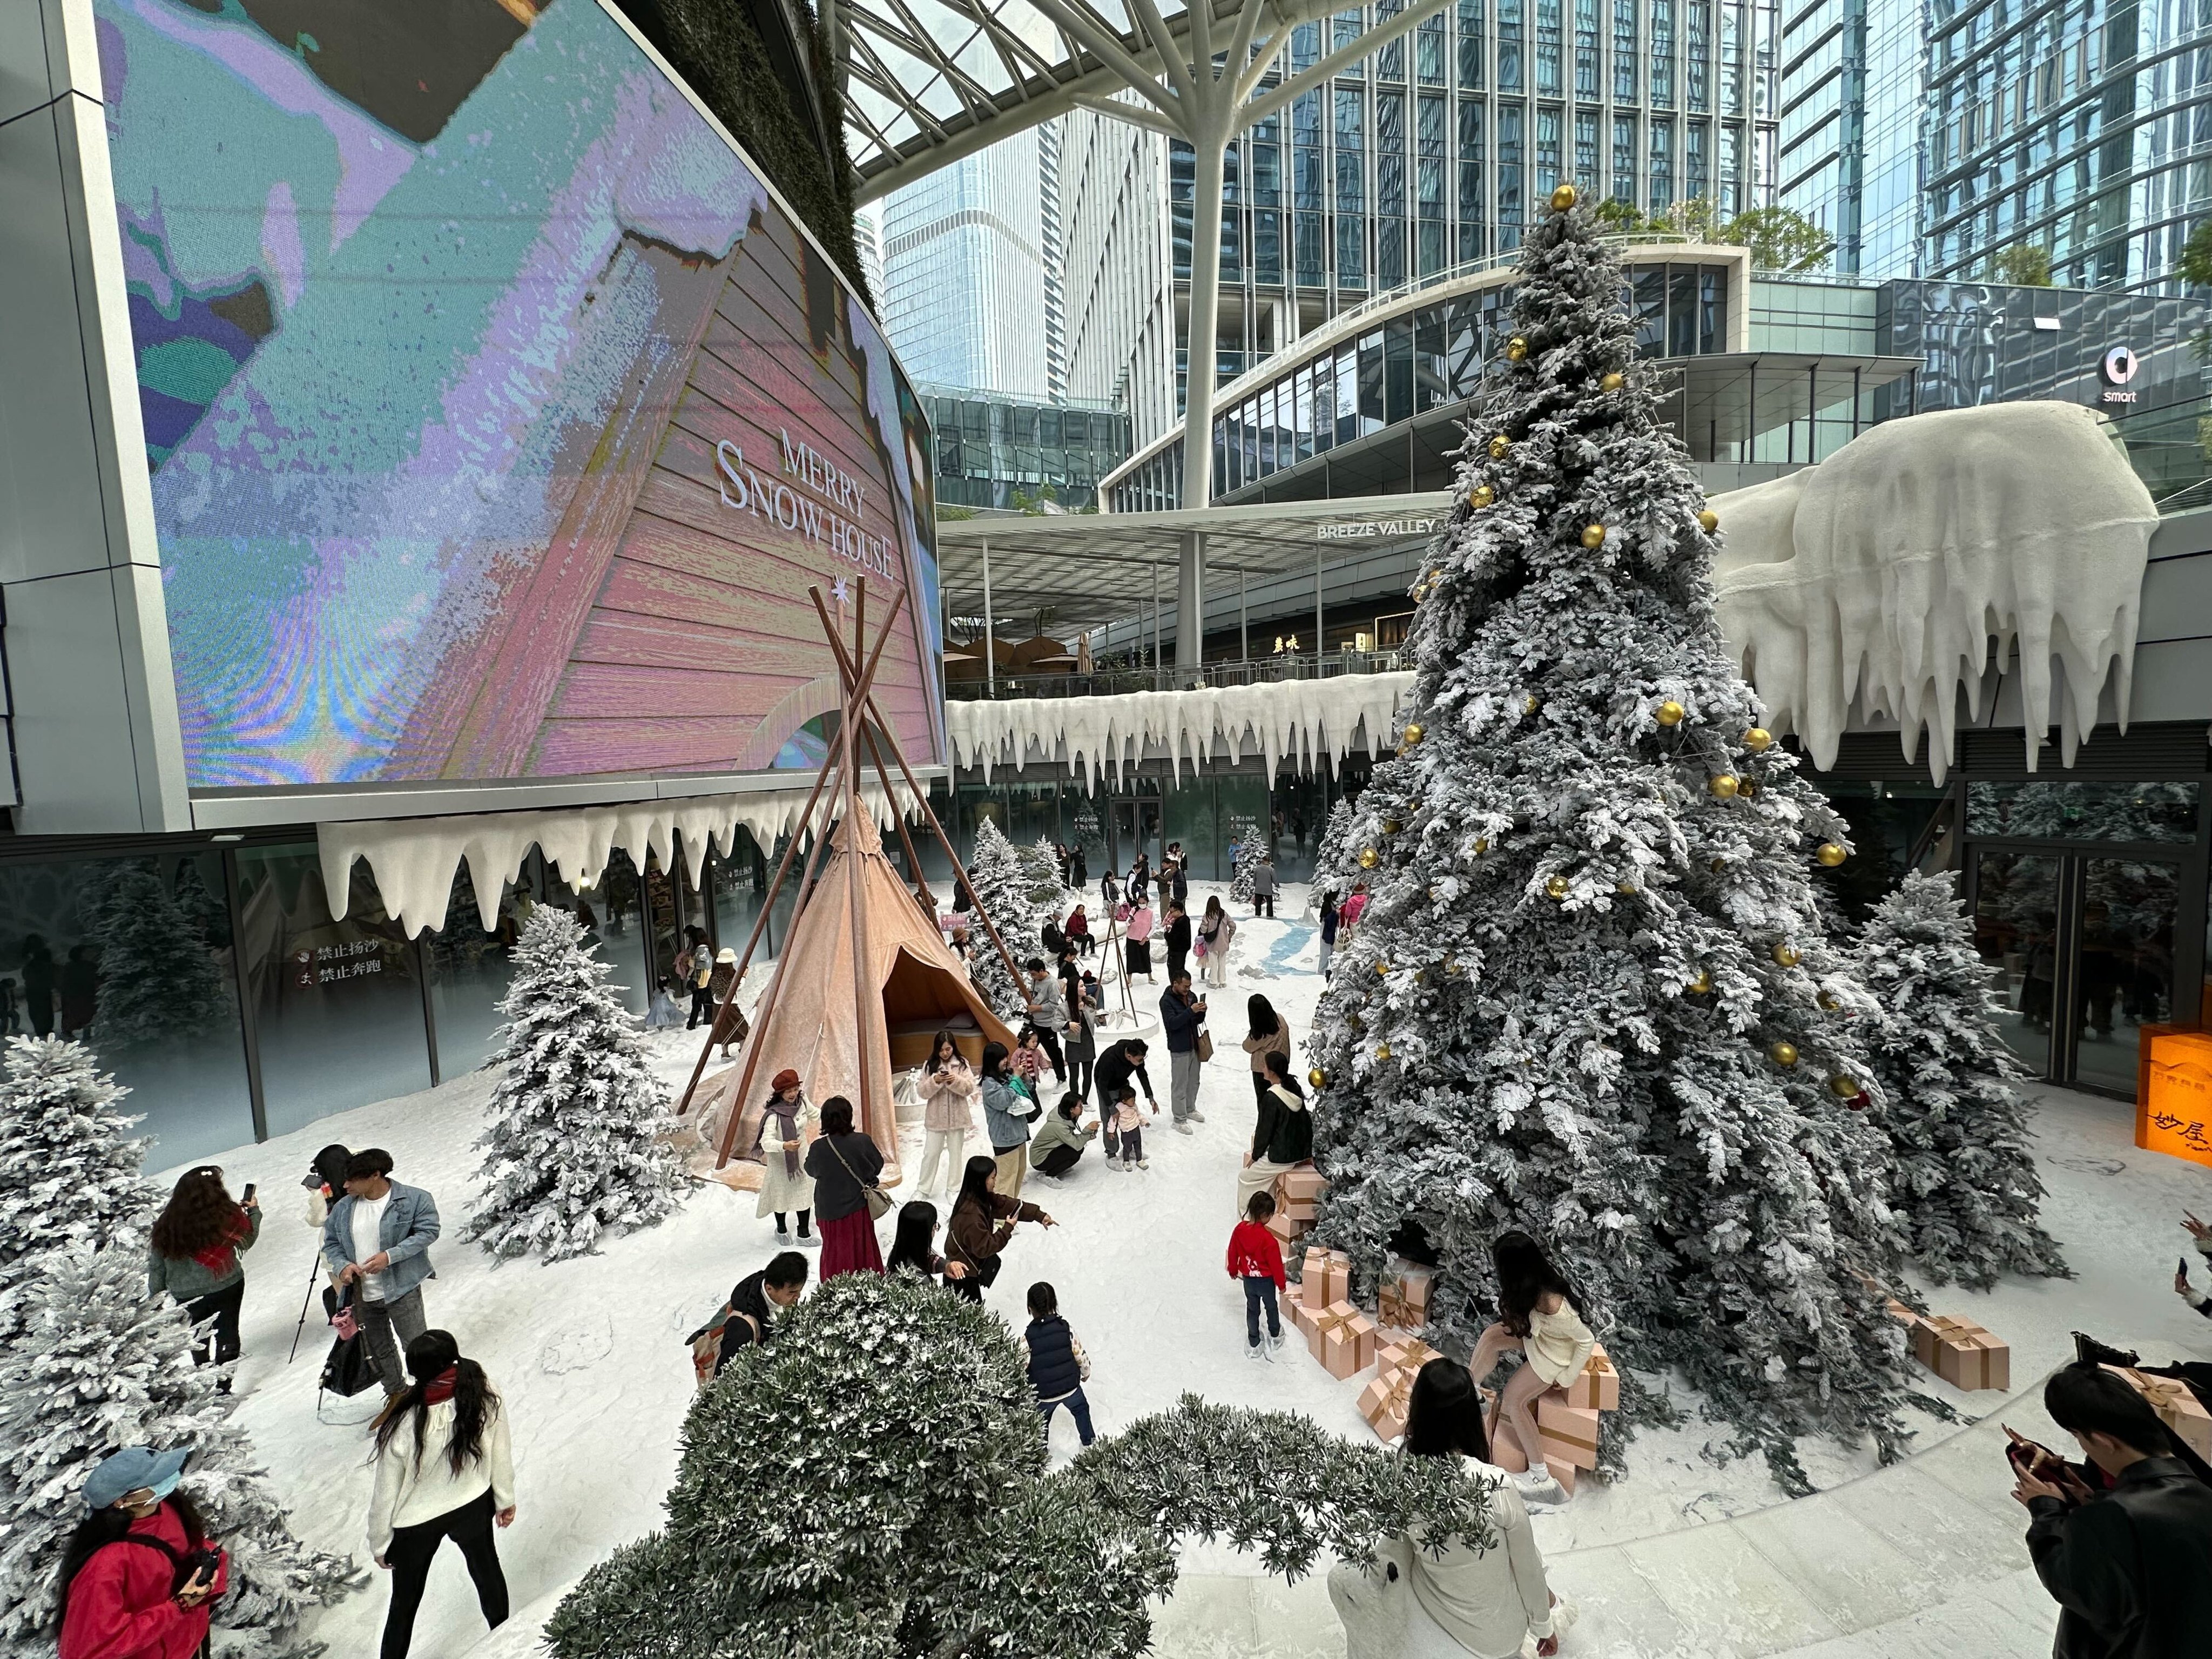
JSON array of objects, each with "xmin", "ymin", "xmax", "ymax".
[
  {"xmin": 2017, "ymin": 1363, "xmax": 2212, "ymax": 1657},
  {"xmin": 1164, "ymin": 901, "xmax": 1193, "ymax": 984},
  {"xmin": 712, "ymin": 1251, "xmax": 809, "ymax": 1374},
  {"xmin": 1093, "ymin": 1038, "xmax": 1154, "ymax": 1117},
  {"xmin": 1159, "ymin": 972, "xmax": 1208, "ymax": 1134}
]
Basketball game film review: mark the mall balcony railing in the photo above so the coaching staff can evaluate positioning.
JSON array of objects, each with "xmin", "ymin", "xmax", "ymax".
[{"xmin": 946, "ymin": 648, "xmax": 1407, "ymax": 700}]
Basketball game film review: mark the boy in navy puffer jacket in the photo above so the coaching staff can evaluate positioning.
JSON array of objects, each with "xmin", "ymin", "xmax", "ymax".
[{"xmin": 1021, "ymin": 1281, "xmax": 1094, "ymax": 1449}]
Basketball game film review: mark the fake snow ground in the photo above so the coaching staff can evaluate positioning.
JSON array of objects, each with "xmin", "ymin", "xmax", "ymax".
[{"xmin": 166, "ymin": 882, "xmax": 2212, "ymax": 1658}]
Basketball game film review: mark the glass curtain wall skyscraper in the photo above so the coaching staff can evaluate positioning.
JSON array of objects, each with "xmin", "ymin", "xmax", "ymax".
[
  {"xmin": 880, "ymin": 122, "xmax": 1068, "ymax": 400},
  {"xmin": 1775, "ymin": 0, "xmax": 1927, "ymax": 277},
  {"xmin": 1061, "ymin": 0, "xmax": 1778, "ymax": 446},
  {"xmin": 1925, "ymin": 0, "xmax": 2212, "ymax": 289}
]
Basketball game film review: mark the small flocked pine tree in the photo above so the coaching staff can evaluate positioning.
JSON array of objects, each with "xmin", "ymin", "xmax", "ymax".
[
  {"xmin": 1306, "ymin": 187, "xmax": 1914, "ymax": 1481},
  {"xmin": 965, "ymin": 819, "xmax": 1047, "ymax": 1019},
  {"xmin": 1311, "ymin": 800, "xmax": 1356, "ymax": 906},
  {"xmin": 171, "ymin": 857, "xmax": 231, "ymax": 949},
  {"xmin": 85, "ymin": 859, "xmax": 231, "ymax": 1047},
  {"xmin": 0, "ymin": 1239, "xmax": 359, "ymax": 1658},
  {"xmin": 1228, "ymin": 839, "xmax": 1261, "ymax": 905},
  {"xmin": 0, "ymin": 1037, "xmax": 152, "ymax": 1313},
  {"xmin": 463, "ymin": 907, "xmax": 683, "ymax": 1263},
  {"xmin": 1855, "ymin": 872, "xmax": 2067, "ymax": 1289}
]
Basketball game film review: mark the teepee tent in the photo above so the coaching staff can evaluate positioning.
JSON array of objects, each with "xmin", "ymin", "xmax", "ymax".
[{"xmin": 702, "ymin": 811, "xmax": 1014, "ymax": 1181}]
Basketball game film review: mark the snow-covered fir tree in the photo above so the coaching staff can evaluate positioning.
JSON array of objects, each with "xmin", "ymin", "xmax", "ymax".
[
  {"xmin": 86, "ymin": 859, "xmax": 232, "ymax": 1047},
  {"xmin": 1855, "ymin": 872, "xmax": 2067, "ymax": 1289},
  {"xmin": 0, "ymin": 1037, "xmax": 152, "ymax": 1309},
  {"xmin": 171, "ymin": 857, "xmax": 231, "ymax": 948},
  {"xmin": 1228, "ymin": 839, "xmax": 1261, "ymax": 905},
  {"xmin": 963, "ymin": 819, "xmax": 1049, "ymax": 1020},
  {"xmin": 545, "ymin": 1273, "xmax": 1498, "ymax": 1659},
  {"xmin": 1306, "ymin": 189, "xmax": 1913, "ymax": 1482},
  {"xmin": 1018, "ymin": 836, "xmax": 1067, "ymax": 906},
  {"xmin": 463, "ymin": 907, "xmax": 683, "ymax": 1263},
  {"xmin": 0, "ymin": 1238, "xmax": 359, "ymax": 1658},
  {"xmin": 1311, "ymin": 800, "xmax": 1357, "ymax": 907}
]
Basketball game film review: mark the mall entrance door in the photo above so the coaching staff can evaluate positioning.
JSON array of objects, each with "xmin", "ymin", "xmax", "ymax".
[
  {"xmin": 1108, "ymin": 791, "xmax": 1163, "ymax": 877},
  {"xmin": 1970, "ymin": 851, "xmax": 2184, "ymax": 1097}
]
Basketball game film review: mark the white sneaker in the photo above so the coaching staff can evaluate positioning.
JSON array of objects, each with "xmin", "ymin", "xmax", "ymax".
[
  {"xmin": 1189, "ymin": 1110, "xmax": 1206, "ymax": 1123},
  {"xmin": 1175, "ymin": 1121, "xmax": 1195, "ymax": 1135},
  {"xmin": 1137, "ymin": 1157, "xmax": 1151, "ymax": 1170}
]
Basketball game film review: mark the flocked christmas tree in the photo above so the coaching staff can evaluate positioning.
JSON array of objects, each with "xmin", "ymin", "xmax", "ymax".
[
  {"xmin": 1228, "ymin": 838, "xmax": 1261, "ymax": 905},
  {"xmin": 0, "ymin": 1238, "xmax": 360, "ymax": 1658},
  {"xmin": 1854, "ymin": 872, "xmax": 2067, "ymax": 1289},
  {"xmin": 0, "ymin": 1037, "xmax": 153, "ymax": 1313},
  {"xmin": 1307, "ymin": 186, "xmax": 1916, "ymax": 1482},
  {"xmin": 463, "ymin": 907, "xmax": 683, "ymax": 1263},
  {"xmin": 1311, "ymin": 800, "xmax": 1357, "ymax": 907},
  {"xmin": 963, "ymin": 818, "xmax": 1048, "ymax": 1020},
  {"xmin": 85, "ymin": 858, "xmax": 232, "ymax": 1048}
]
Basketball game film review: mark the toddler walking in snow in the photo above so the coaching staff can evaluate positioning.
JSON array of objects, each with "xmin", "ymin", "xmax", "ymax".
[
  {"xmin": 1228, "ymin": 1191, "xmax": 1287, "ymax": 1358},
  {"xmin": 1108, "ymin": 1084, "xmax": 1150, "ymax": 1171},
  {"xmin": 1021, "ymin": 1280, "xmax": 1095, "ymax": 1450}
]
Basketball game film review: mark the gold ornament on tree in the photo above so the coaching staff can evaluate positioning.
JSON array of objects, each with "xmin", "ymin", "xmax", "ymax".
[
  {"xmin": 1580, "ymin": 523, "xmax": 1607, "ymax": 549},
  {"xmin": 1488, "ymin": 434, "xmax": 1511, "ymax": 460},
  {"xmin": 1376, "ymin": 1042, "xmax": 1393, "ymax": 1060},
  {"xmin": 1523, "ymin": 693, "xmax": 1541, "ymax": 714},
  {"xmin": 1772, "ymin": 942, "xmax": 1800, "ymax": 968},
  {"xmin": 1829, "ymin": 1074, "xmax": 1862, "ymax": 1100},
  {"xmin": 1817, "ymin": 991, "xmax": 1840, "ymax": 1011},
  {"xmin": 1467, "ymin": 483, "xmax": 1495, "ymax": 509},
  {"xmin": 1709, "ymin": 774, "xmax": 1740, "ymax": 799},
  {"xmin": 1545, "ymin": 875, "xmax": 1570, "ymax": 899},
  {"xmin": 1549, "ymin": 182, "xmax": 1579, "ymax": 210},
  {"xmin": 1655, "ymin": 699, "xmax": 1686, "ymax": 727},
  {"xmin": 1615, "ymin": 880, "xmax": 1637, "ymax": 895},
  {"xmin": 1816, "ymin": 842, "xmax": 1849, "ymax": 867},
  {"xmin": 1736, "ymin": 778, "xmax": 1759, "ymax": 800},
  {"xmin": 1381, "ymin": 818, "xmax": 1402, "ymax": 834},
  {"xmin": 1697, "ymin": 509, "xmax": 1719, "ymax": 534},
  {"xmin": 1684, "ymin": 968, "xmax": 1713, "ymax": 995},
  {"xmin": 1742, "ymin": 727, "xmax": 1772, "ymax": 752},
  {"xmin": 1506, "ymin": 335, "xmax": 1530, "ymax": 362},
  {"xmin": 1401, "ymin": 723, "xmax": 1425, "ymax": 746},
  {"xmin": 1601, "ymin": 371, "xmax": 1625, "ymax": 392},
  {"xmin": 1359, "ymin": 847, "xmax": 1379, "ymax": 869},
  {"xmin": 1309, "ymin": 1067, "xmax": 1329, "ymax": 1089},
  {"xmin": 1769, "ymin": 1041, "xmax": 1800, "ymax": 1068}
]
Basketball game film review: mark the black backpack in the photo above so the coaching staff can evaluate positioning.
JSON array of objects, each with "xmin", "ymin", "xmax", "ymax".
[{"xmin": 318, "ymin": 1285, "xmax": 378, "ymax": 1400}]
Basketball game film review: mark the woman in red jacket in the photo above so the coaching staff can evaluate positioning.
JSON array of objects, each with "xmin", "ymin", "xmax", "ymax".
[{"xmin": 57, "ymin": 1446, "xmax": 226, "ymax": 1659}]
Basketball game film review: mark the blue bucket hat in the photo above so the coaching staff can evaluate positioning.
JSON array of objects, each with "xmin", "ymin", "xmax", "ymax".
[{"xmin": 83, "ymin": 1447, "xmax": 190, "ymax": 1511}]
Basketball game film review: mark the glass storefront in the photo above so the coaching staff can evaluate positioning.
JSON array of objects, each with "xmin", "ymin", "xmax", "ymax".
[
  {"xmin": 1970, "ymin": 853, "xmax": 2062, "ymax": 1082},
  {"xmin": 0, "ymin": 826, "xmax": 781, "ymax": 1166}
]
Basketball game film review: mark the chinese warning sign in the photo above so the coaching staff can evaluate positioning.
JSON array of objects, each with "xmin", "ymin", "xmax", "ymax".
[{"xmin": 2141, "ymin": 1030, "xmax": 2212, "ymax": 1170}]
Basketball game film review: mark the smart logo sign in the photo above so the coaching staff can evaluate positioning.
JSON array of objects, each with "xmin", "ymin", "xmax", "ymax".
[{"xmin": 2099, "ymin": 346, "xmax": 2142, "ymax": 405}]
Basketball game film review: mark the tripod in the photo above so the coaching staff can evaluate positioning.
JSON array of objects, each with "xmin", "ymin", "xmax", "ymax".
[{"xmin": 287, "ymin": 1244, "xmax": 326, "ymax": 1364}]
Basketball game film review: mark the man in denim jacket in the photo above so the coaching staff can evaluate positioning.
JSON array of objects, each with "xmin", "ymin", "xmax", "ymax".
[{"xmin": 321, "ymin": 1148, "xmax": 441, "ymax": 1395}]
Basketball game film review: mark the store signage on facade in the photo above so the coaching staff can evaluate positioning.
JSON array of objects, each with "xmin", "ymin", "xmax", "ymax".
[
  {"xmin": 1318, "ymin": 515, "xmax": 1447, "ymax": 542},
  {"xmin": 2099, "ymin": 346, "xmax": 2142, "ymax": 404}
]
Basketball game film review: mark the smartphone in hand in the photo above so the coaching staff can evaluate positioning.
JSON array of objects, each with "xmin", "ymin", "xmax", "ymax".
[{"xmin": 242, "ymin": 1182, "xmax": 257, "ymax": 1204}]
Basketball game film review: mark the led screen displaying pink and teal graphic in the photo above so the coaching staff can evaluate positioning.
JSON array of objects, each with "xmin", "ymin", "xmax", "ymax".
[{"xmin": 99, "ymin": 0, "xmax": 942, "ymax": 790}]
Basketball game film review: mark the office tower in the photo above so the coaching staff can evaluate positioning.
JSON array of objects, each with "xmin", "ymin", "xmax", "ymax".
[
  {"xmin": 1924, "ymin": 0, "xmax": 2212, "ymax": 289},
  {"xmin": 1774, "ymin": 0, "xmax": 1926, "ymax": 278},
  {"xmin": 1062, "ymin": 0, "xmax": 1781, "ymax": 448},
  {"xmin": 879, "ymin": 123, "xmax": 1063, "ymax": 399}
]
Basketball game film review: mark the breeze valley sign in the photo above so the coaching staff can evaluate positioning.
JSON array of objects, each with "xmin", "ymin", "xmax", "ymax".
[{"xmin": 1317, "ymin": 514, "xmax": 1446, "ymax": 542}]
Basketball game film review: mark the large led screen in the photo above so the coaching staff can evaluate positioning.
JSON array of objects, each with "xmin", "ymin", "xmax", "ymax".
[{"xmin": 97, "ymin": 0, "xmax": 942, "ymax": 790}]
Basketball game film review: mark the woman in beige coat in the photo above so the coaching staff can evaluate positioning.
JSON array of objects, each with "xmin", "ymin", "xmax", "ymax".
[
  {"xmin": 1240, "ymin": 995, "xmax": 1291, "ymax": 1106},
  {"xmin": 915, "ymin": 1030, "xmax": 980, "ymax": 1197}
]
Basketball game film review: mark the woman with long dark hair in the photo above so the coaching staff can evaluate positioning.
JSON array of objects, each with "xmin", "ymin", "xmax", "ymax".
[
  {"xmin": 916, "ymin": 1031, "xmax": 979, "ymax": 1198},
  {"xmin": 148, "ymin": 1166, "xmax": 261, "ymax": 1380},
  {"xmin": 744, "ymin": 1068, "xmax": 816, "ymax": 1245},
  {"xmin": 1235, "ymin": 1051, "xmax": 1313, "ymax": 1220},
  {"xmin": 1240, "ymin": 995, "xmax": 1291, "ymax": 1106},
  {"xmin": 56, "ymin": 1446, "xmax": 224, "ymax": 1659},
  {"xmin": 1198, "ymin": 894, "xmax": 1236, "ymax": 988},
  {"xmin": 885, "ymin": 1198, "xmax": 968, "ymax": 1287},
  {"xmin": 1468, "ymin": 1232, "xmax": 1594, "ymax": 1506},
  {"xmin": 367, "ymin": 1330, "xmax": 515, "ymax": 1659},
  {"xmin": 1326, "ymin": 1360, "xmax": 1561, "ymax": 1657},
  {"xmin": 945, "ymin": 1155, "xmax": 1054, "ymax": 1304},
  {"xmin": 802, "ymin": 1096, "xmax": 886, "ymax": 1278},
  {"xmin": 980, "ymin": 1041, "xmax": 1042, "ymax": 1201}
]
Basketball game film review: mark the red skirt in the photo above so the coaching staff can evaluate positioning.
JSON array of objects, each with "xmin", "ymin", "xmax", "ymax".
[{"xmin": 817, "ymin": 1208, "xmax": 884, "ymax": 1279}]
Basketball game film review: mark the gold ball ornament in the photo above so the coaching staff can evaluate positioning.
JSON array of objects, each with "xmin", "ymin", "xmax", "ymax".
[
  {"xmin": 1445, "ymin": 960, "xmax": 1463, "ymax": 976},
  {"xmin": 1506, "ymin": 335, "xmax": 1530, "ymax": 362},
  {"xmin": 1655, "ymin": 699, "xmax": 1686, "ymax": 727},
  {"xmin": 1376, "ymin": 960, "xmax": 1391, "ymax": 976},
  {"xmin": 1742, "ymin": 727, "xmax": 1772, "ymax": 752},
  {"xmin": 1467, "ymin": 483, "xmax": 1495, "ymax": 509},
  {"xmin": 1359, "ymin": 847, "xmax": 1379, "ymax": 869},
  {"xmin": 1376, "ymin": 1042, "xmax": 1393, "ymax": 1061},
  {"xmin": 1829, "ymin": 1074, "xmax": 1863, "ymax": 1100},
  {"xmin": 1709, "ymin": 857, "xmax": 1728, "ymax": 873},
  {"xmin": 1616, "ymin": 880, "xmax": 1638, "ymax": 896},
  {"xmin": 1401, "ymin": 723, "xmax": 1425, "ymax": 746},
  {"xmin": 1697, "ymin": 509, "xmax": 1719, "ymax": 534},
  {"xmin": 1709, "ymin": 773, "xmax": 1740, "ymax": 799},
  {"xmin": 1736, "ymin": 777, "xmax": 1759, "ymax": 800},
  {"xmin": 1684, "ymin": 968, "xmax": 1714, "ymax": 995},
  {"xmin": 1473, "ymin": 837, "xmax": 1491, "ymax": 856},
  {"xmin": 1523, "ymin": 693, "xmax": 1541, "ymax": 715},
  {"xmin": 1550, "ymin": 182, "xmax": 1579, "ymax": 211},
  {"xmin": 1488, "ymin": 434, "xmax": 1511, "ymax": 460},
  {"xmin": 1816, "ymin": 842, "xmax": 1849, "ymax": 868},
  {"xmin": 1772, "ymin": 942, "xmax": 1801, "ymax": 968},
  {"xmin": 1770, "ymin": 1041, "xmax": 1800, "ymax": 1068},
  {"xmin": 1601, "ymin": 371, "xmax": 1625, "ymax": 393},
  {"xmin": 1580, "ymin": 523, "xmax": 1607, "ymax": 549},
  {"xmin": 1817, "ymin": 991, "xmax": 1840, "ymax": 1011},
  {"xmin": 1310, "ymin": 1067, "xmax": 1329, "ymax": 1089},
  {"xmin": 1382, "ymin": 818, "xmax": 1402, "ymax": 835},
  {"xmin": 1545, "ymin": 875, "xmax": 1570, "ymax": 899}
]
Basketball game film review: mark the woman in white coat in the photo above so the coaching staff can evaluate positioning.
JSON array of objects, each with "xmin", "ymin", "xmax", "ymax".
[
  {"xmin": 1328, "ymin": 1359, "xmax": 1563, "ymax": 1659},
  {"xmin": 915, "ymin": 1031, "xmax": 980, "ymax": 1197},
  {"xmin": 745, "ymin": 1067, "xmax": 818, "ymax": 1245}
]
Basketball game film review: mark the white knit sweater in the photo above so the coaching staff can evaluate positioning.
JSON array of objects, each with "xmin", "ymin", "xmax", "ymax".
[{"xmin": 368, "ymin": 1396, "xmax": 517, "ymax": 1556}]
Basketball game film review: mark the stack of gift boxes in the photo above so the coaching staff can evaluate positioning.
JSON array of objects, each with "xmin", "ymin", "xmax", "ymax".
[
  {"xmin": 1269, "ymin": 1168, "xmax": 1327, "ymax": 1247},
  {"xmin": 1853, "ymin": 1271, "xmax": 2014, "ymax": 1394}
]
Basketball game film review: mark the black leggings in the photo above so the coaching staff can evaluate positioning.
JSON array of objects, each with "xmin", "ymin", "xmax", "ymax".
[
  {"xmin": 184, "ymin": 1278, "xmax": 245, "ymax": 1374},
  {"xmin": 381, "ymin": 1489, "xmax": 508, "ymax": 1659},
  {"xmin": 1036, "ymin": 1144, "xmax": 1082, "ymax": 1177}
]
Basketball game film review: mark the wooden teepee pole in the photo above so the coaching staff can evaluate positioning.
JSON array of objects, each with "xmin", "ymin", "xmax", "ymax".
[{"xmin": 837, "ymin": 579, "xmax": 881, "ymax": 1156}]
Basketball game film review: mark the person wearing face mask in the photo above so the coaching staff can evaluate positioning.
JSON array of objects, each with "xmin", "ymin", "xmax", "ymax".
[{"xmin": 56, "ymin": 1447, "xmax": 226, "ymax": 1659}]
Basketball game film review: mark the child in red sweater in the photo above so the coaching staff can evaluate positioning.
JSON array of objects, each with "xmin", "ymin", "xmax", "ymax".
[{"xmin": 1227, "ymin": 1190, "xmax": 1288, "ymax": 1359}]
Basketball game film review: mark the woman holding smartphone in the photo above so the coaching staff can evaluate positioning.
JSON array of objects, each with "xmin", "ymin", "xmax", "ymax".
[{"xmin": 147, "ymin": 1166, "xmax": 261, "ymax": 1382}]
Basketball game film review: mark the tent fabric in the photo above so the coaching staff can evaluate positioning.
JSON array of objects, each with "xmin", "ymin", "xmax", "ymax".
[{"xmin": 698, "ymin": 810, "xmax": 1015, "ymax": 1186}]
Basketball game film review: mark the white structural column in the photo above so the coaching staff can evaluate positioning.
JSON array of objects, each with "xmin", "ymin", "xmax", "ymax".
[{"xmin": 1177, "ymin": 529, "xmax": 1205, "ymax": 676}]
